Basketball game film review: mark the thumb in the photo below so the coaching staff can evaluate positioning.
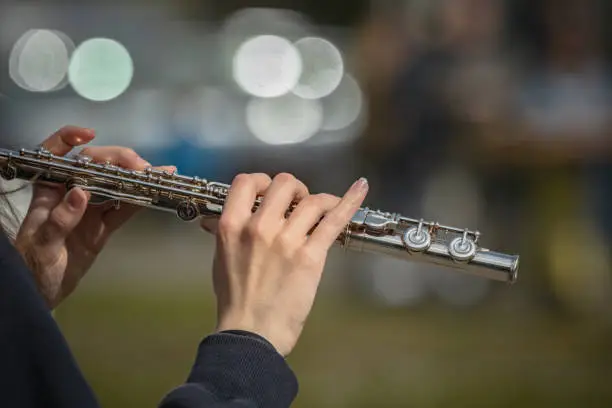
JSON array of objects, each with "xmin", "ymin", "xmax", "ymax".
[{"xmin": 33, "ymin": 188, "xmax": 88, "ymax": 249}]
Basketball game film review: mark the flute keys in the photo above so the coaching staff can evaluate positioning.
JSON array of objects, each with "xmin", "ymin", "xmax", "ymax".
[
  {"xmin": 75, "ymin": 155, "xmax": 93, "ymax": 166},
  {"xmin": 34, "ymin": 146, "xmax": 51, "ymax": 158},
  {"xmin": 103, "ymin": 161, "xmax": 119, "ymax": 172},
  {"xmin": 0, "ymin": 164, "xmax": 17, "ymax": 180},
  {"xmin": 176, "ymin": 199, "xmax": 200, "ymax": 222},
  {"xmin": 402, "ymin": 220, "xmax": 431, "ymax": 252},
  {"xmin": 350, "ymin": 208, "xmax": 367, "ymax": 226},
  {"xmin": 448, "ymin": 235, "xmax": 477, "ymax": 262}
]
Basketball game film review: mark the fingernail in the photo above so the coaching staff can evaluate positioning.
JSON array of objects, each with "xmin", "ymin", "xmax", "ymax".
[
  {"xmin": 84, "ymin": 128, "xmax": 95, "ymax": 135},
  {"xmin": 352, "ymin": 177, "xmax": 368, "ymax": 192},
  {"xmin": 138, "ymin": 157, "xmax": 151, "ymax": 168},
  {"xmin": 65, "ymin": 189, "xmax": 84, "ymax": 210}
]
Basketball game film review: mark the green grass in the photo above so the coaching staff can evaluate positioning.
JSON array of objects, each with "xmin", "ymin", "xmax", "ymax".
[{"xmin": 55, "ymin": 284, "xmax": 612, "ymax": 408}]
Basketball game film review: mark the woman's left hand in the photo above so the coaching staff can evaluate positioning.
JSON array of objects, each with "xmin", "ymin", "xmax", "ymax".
[{"xmin": 14, "ymin": 126, "xmax": 175, "ymax": 309}]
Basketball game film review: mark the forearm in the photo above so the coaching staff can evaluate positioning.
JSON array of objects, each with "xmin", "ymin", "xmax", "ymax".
[{"xmin": 159, "ymin": 331, "xmax": 298, "ymax": 408}]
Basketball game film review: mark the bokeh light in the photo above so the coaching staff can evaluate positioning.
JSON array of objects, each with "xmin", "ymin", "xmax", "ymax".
[
  {"xmin": 9, "ymin": 29, "xmax": 74, "ymax": 92},
  {"xmin": 221, "ymin": 7, "xmax": 312, "ymax": 58},
  {"xmin": 2, "ymin": 2, "xmax": 612, "ymax": 406},
  {"xmin": 68, "ymin": 38, "xmax": 134, "ymax": 102},
  {"xmin": 246, "ymin": 93, "xmax": 322, "ymax": 145},
  {"xmin": 222, "ymin": 7, "xmax": 312, "ymax": 37},
  {"xmin": 232, "ymin": 35, "xmax": 302, "ymax": 98},
  {"xmin": 320, "ymin": 74, "xmax": 364, "ymax": 131},
  {"xmin": 292, "ymin": 37, "xmax": 344, "ymax": 100}
]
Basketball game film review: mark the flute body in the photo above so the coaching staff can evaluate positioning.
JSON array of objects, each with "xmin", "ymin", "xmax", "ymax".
[{"xmin": 0, "ymin": 147, "xmax": 519, "ymax": 283}]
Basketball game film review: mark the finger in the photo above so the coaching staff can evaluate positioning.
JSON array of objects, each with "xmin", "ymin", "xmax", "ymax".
[
  {"xmin": 102, "ymin": 165, "xmax": 175, "ymax": 233},
  {"xmin": 41, "ymin": 126, "xmax": 95, "ymax": 156},
  {"xmin": 18, "ymin": 185, "xmax": 64, "ymax": 241},
  {"xmin": 154, "ymin": 165, "xmax": 177, "ymax": 174},
  {"xmin": 29, "ymin": 181, "xmax": 92, "ymax": 214},
  {"xmin": 220, "ymin": 173, "xmax": 272, "ymax": 227},
  {"xmin": 34, "ymin": 187, "xmax": 88, "ymax": 248},
  {"xmin": 79, "ymin": 146, "xmax": 150, "ymax": 169},
  {"xmin": 307, "ymin": 178, "xmax": 369, "ymax": 252},
  {"xmin": 255, "ymin": 173, "xmax": 309, "ymax": 223},
  {"xmin": 283, "ymin": 194, "xmax": 340, "ymax": 238}
]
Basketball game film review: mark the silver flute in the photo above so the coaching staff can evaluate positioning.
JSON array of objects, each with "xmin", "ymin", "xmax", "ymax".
[{"xmin": 0, "ymin": 147, "xmax": 519, "ymax": 283}]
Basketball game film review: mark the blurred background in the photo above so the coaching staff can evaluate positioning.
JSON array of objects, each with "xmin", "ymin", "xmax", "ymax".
[{"xmin": 1, "ymin": 0, "xmax": 612, "ymax": 406}]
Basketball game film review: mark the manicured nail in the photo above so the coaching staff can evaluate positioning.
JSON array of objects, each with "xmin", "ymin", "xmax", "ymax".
[
  {"xmin": 65, "ymin": 189, "xmax": 84, "ymax": 210},
  {"xmin": 352, "ymin": 177, "xmax": 368, "ymax": 192},
  {"xmin": 137, "ymin": 157, "xmax": 151, "ymax": 168}
]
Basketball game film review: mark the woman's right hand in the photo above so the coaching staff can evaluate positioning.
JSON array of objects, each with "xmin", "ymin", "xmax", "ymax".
[{"xmin": 201, "ymin": 173, "xmax": 368, "ymax": 357}]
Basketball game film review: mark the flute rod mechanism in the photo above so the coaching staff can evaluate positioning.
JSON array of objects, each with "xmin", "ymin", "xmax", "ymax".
[{"xmin": 0, "ymin": 147, "xmax": 519, "ymax": 284}]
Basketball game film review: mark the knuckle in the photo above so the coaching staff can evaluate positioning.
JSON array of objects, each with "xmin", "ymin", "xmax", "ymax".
[
  {"xmin": 323, "ymin": 211, "xmax": 346, "ymax": 227},
  {"xmin": 314, "ymin": 193, "xmax": 339, "ymax": 207},
  {"xmin": 231, "ymin": 173, "xmax": 251, "ymax": 188},
  {"xmin": 232, "ymin": 173, "xmax": 249, "ymax": 183},
  {"xmin": 49, "ymin": 210, "xmax": 72, "ymax": 233},
  {"xmin": 297, "ymin": 180, "xmax": 309, "ymax": 194},
  {"xmin": 35, "ymin": 211, "xmax": 73, "ymax": 246},
  {"xmin": 304, "ymin": 195, "xmax": 324, "ymax": 208},
  {"xmin": 245, "ymin": 218, "xmax": 268, "ymax": 240},
  {"xmin": 317, "ymin": 193, "xmax": 338, "ymax": 201},
  {"xmin": 120, "ymin": 148, "xmax": 140, "ymax": 161},
  {"xmin": 274, "ymin": 172, "xmax": 295, "ymax": 184},
  {"xmin": 217, "ymin": 216, "xmax": 241, "ymax": 237},
  {"xmin": 254, "ymin": 172, "xmax": 272, "ymax": 183},
  {"xmin": 300, "ymin": 194, "xmax": 338, "ymax": 211}
]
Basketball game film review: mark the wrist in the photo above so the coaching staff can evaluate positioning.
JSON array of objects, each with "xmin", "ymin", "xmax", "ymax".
[
  {"xmin": 216, "ymin": 329, "xmax": 277, "ymax": 349},
  {"xmin": 216, "ymin": 317, "xmax": 294, "ymax": 357}
]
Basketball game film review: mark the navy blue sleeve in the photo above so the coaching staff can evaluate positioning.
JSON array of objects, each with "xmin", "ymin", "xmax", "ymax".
[
  {"xmin": 159, "ymin": 330, "xmax": 298, "ymax": 408},
  {"xmin": 0, "ymin": 231, "xmax": 100, "ymax": 408},
  {"xmin": 0, "ymin": 229, "xmax": 298, "ymax": 408}
]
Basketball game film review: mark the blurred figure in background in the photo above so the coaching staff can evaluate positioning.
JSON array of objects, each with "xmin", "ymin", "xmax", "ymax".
[
  {"xmin": 475, "ymin": 0, "xmax": 612, "ymax": 316},
  {"xmin": 352, "ymin": 0, "xmax": 509, "ymax": 307},
  {"xmin": 3, "ymin": 1, "xmax": 612, "ymax": 406},
  {"xmin": 520, "ymin": 0, "xmax": 612, "ymax": 317}
]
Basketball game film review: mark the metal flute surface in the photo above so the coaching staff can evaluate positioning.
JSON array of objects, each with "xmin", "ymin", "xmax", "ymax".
[{"xmin": 0, "ymin": 147, "xmax": 519, "ymax": 283}]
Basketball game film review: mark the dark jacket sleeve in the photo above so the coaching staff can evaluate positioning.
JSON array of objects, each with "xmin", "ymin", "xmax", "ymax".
[
  {"xmin": 0, "ymin": 230, "xmax": 298, "ymax": 408},
  {"xmin": 159, "ymin": 330, "xmax": 298, "ymax": 408},
  {"xmin": 0, "ymin": 231, "xmax": 100, "ymax": 408}
]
